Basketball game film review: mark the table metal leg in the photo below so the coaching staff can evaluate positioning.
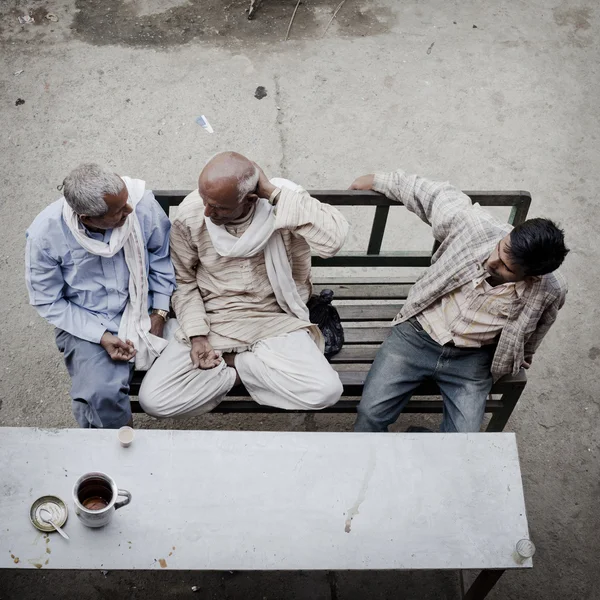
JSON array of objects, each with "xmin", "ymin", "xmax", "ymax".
[
  {"xmin": 486, "ymin": 376, "xmax": 526, "ymax": 432},
  {"xmin": 463, "ymin": 569, "xmax": 505, "ymax": 600}
]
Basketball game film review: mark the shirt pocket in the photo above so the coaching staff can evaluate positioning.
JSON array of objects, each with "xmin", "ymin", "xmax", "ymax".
[
  {"xmin": 487, "ymin": 298, "xmax": 513, "ymax": 317},
  {"xmin": 67, "ymin": 247, "xmax": 94, "ymax": 265},
  {"xmin": 61, "ymin": 247, "xmax": 98, "ymax": 286}
]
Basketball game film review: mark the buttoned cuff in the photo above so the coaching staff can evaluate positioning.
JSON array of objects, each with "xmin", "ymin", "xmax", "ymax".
[
  {"xmin": 85, "ymin": 321, "xmax": 108, "ymax": 345},
  {"xmin": 151, "ymin": 292, "xmax": 171, "ymax": 312}
]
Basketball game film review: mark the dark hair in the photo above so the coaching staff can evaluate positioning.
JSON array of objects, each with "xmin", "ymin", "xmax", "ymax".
[{"xmin": 508, "ymin": 218, "xmax": 569, "ymax": 276}]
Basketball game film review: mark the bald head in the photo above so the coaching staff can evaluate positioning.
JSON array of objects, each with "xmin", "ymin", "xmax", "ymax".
[
  {"xmin": 198, "ymin": 152, "xmax": 260, "ymax": 225},
  {"xmin": 199, "ymin": 152, "xmax": 258, "ymax": 203}
]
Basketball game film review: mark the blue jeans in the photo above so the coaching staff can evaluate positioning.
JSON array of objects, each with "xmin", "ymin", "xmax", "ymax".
[
  {"xmin": 55, "ymin": 329, "xmax": 134, "ymax": 429},
  {"xmin": 355, "ymin": 319, "xmax": 495, "ymax": 433}
]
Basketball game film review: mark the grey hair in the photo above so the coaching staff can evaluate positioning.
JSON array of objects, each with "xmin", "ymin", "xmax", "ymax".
[
  {"xmin": 62, "ymin": 163, "xmax": 124, "ymax": 216},
  {"xmin": 237, "ymin": 165, "xmax": 259, "ymax": 202}
]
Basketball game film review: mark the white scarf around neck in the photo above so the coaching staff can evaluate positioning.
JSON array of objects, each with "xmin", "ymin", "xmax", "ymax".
[
  {"xmin": 204, "ymin": 178, "xmax": 310, "ymax": 323},
  {"xmin": 62, "ymin": 176, "xmax": 167, "ymax": 370}
]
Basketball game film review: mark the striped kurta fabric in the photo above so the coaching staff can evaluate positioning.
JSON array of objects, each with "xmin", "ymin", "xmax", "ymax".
[
  {"xmin": 373, "ymin": 169, "xmax": 567, "ymax": 380},
  {"xmin": 170, "ymin": 186, "xmax": 349, "ymax": 352},
  {"xmin": 417, "ymin": 274, "xmax": 526, "ymax": 347}
]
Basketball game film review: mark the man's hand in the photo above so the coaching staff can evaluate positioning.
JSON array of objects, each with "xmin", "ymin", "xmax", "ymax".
[
  {"xmin": 149, "ymin": 313, "xmax": 165, "ymax": 338},
  {"xmin": 521, "ymin": 356, "xmax": 533, "ymax": 369},
  {"xmin": 100, "ymin": 332, "xmax": 137, "ymax": 362},
  {"xmin": 190, "ymin": 335, "xmax": 221, "ymax": 369},
  {"xmin": 349, "ymin": 174, "xmax": 375, "ymax": 191},
  {"xmin": 252, "ymin": 162, "xmax": 277, "ymax": 200}
]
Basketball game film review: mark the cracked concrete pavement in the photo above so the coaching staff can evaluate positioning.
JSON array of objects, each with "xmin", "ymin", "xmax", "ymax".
[{"xmin": 1, "ymin": 0, "xmax": 599, "ymax": 598}]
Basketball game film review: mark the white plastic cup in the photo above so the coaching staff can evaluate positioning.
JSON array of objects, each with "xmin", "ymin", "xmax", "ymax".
[
  {"xmin": 118, "ymin": 426, "xmax": 134, "ymax": 448},
  {"xmin": 514, "ymin": 539, "xmax": 536, "ymax": 563}
]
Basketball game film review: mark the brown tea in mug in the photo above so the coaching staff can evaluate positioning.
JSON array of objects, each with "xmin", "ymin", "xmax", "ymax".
[{"xmin": 78, "ymin": 476, "xmax": 113, "ymax": 511}]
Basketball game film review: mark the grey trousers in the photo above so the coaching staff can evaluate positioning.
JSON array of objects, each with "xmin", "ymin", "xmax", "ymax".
[{"xmin": 55, "ymin": 329, "xmax": 134, "ymax": 429}]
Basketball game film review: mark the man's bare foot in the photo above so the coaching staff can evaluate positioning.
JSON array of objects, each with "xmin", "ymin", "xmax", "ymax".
[{"xmin": 222, "ymin": 353, "xmax": 242, "ymax": 386}]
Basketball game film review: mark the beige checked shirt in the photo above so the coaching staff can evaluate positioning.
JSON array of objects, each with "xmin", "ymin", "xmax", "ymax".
[
  {"xmin": 417, "ymin": 273, "xmax": 526, "ymax": 347},
  {"xmin": 373, "ymin": 169, "xmax": 567, "ymax": 380},
  {"xmin": 170, "ymin": 186, "xmax": 349, "ymax": 351}
]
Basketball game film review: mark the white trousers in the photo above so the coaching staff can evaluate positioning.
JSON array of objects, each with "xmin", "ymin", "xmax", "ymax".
[{"xmin": 139, "ymin": 329, "xmax": 343, "ymax": 418}]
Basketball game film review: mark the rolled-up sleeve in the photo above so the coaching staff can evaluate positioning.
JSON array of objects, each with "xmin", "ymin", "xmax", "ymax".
[
  {"xmin": 274, "ymin": 188, "xmax": 349, "ymax": 258},
  {"xmin": 524, "ymin": 278, "xmax": 567, "ymax": 359},
  {"xmin": 170, "ymin": 221, "xmax": 210, "ymax": 338},
  {"xmin": 25, "ymin": 236, "xmax": 107, "ymax": 343},
  {"xmin": 373, "ymin": 170, "xmax": 472, "ymax": 243}
]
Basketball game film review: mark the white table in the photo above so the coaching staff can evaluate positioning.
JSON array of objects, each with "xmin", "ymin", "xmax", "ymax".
[{"xmin": 0, "ymin": 428, "xmax": 533, "ymax": 599}]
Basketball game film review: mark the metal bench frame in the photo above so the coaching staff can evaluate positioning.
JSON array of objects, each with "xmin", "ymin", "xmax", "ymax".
[{"xmin": 131, "ymin": 189, "xmax": 531, "ymax": 432}]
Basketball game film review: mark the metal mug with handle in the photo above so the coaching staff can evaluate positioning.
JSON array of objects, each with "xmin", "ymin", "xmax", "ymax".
[{"xmin": 73, "ymin": 472, "xmax": 132, "ymax": 528}]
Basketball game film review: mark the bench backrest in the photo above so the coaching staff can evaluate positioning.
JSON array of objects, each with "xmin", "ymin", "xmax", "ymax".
[{"xmin": 154, "ymin": 190, "xmax": 531, "ymax": 269}]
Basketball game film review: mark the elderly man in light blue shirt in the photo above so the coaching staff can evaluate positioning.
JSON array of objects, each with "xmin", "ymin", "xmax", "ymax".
[{"xmin": 26, "ymin": 163, "xmax": 176, "ymax": 429}]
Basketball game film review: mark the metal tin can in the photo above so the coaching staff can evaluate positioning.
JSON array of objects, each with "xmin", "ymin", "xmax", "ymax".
[{"xmin": 30, "ymin": 495, "xmax": 68, "ymax": 532}]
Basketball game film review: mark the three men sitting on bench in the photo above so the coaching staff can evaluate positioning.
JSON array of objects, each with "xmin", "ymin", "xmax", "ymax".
[
  {"xmin": 350, "ymin": 169, "xmax": 568, "ymax": 433},
  {"xmin": 138, "ymin": 152, "xmax": 348, "ymax": 417},
  {"xmin": 26, "ymin": 158, "xmax": 568, "ymax": 430}
]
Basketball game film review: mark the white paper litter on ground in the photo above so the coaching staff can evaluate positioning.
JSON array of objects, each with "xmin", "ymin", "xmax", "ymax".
[{"xmin": 195, "ymin": 115, "xmax": 214, "ymax": 134}]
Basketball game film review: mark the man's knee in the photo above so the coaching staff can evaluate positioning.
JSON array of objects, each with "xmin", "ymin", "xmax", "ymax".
[
  {"xmin": 139, "ymin": 360, "xmax": 235, "ymax": 418},
  {"xmin": 444, "ymin": 411, "xmax": 484, "ymax": 433},
  {"xmin": 73, "ymin": 398, "xmax": 130, "ymax": 429},
  {"xmin": 69, "ymin": 363, "xmax": 132, "ymax": 429},
  {"xmin": 355, "ymin": 396, "xmax": 385, "ymax": 423},
  {"xmin": 70, "ymin": 356, "xmax": 130, "ymax": 397},
  {"xmin": 354, "ymin": 394, "xmax": 397, "ymax": 432},
  {"xmin": 306, "ymin": 368, "xmax": 343, "ymax": 409},
  {"xmin": 138, "ymin": 372, "xmax": 169, "ymax": 418},
  {"xmin": 323, "ymin": 370, "xmax": 344, "ymax": 407},
  {"xmin": 444, "ymin": 401, "xmax": 486, "ymax": 433}
]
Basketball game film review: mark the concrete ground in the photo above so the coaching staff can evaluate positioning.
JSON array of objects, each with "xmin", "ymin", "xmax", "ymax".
[{"xmin": 1, "ymin": 0, "xmax": 599, "ymax": 598}]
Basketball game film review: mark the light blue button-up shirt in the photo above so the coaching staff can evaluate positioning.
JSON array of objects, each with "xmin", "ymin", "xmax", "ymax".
[{"xmin": 25, "ymin": 191, "xmax": 176, "ymax": 344}]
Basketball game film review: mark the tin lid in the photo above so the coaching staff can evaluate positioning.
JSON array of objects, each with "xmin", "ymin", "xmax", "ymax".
[{"xmin": 30, "ymin": 495, "xmax": 68, "ymax": 532}]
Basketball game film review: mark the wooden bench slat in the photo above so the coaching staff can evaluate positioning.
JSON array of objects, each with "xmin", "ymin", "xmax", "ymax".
[
  {"xmin": 344, "ymin": 326, "xmax": 391, "ymax": 343},
  {"xmin": 313, "ymin": 277, "xmax": 419, "ymax": 285},
  {"xmin": 336, "ymin": 303, "xmax": 402, "ymax": 320},
  {"xmin": 331, "ymin": 363, "xmax": 371, "ymax": 372},
  {"xmin": 196, "ymin": 398, "xmax": 505, "ymax": 414},
  {"xmin": 313, "ymin": 283, "xmax": 413, "ymax": 299},
  {"xmin": 329, "ymin": 345, "xmax": 380, "ymax": 362},
  {"xmin": 338, "ymin": 371, "xmax": 368, "ymax": 385}
]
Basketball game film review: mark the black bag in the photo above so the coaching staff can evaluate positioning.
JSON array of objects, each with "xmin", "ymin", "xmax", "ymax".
[{"xmin": 307, "ymin": 289, "xmax": 344, "ymax": 359}]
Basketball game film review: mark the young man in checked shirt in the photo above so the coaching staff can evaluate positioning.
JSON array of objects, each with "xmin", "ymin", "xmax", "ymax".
[{"xmin": 350, "ymin": 169, "xmax": 569, "ymax": 433}]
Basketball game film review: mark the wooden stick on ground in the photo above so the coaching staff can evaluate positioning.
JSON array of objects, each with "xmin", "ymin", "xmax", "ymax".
[
  {"xmin": 322, "ymin": 0, "xmax": 347, "ymax": 38},
  {"xmin": 285, "ymin": 0, "xmax": 302, "ymax": 41},
  {"xmin": 248, "ymin": 0, "xmax": 262, "ymax": 20}
]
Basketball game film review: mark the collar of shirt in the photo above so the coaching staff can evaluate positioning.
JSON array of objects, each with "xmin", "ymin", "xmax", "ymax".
[
  {"xmin": 225, "ymin": 204, "xmax": 256, "ymax": 236},
  {"xmin": 472, "ymin": 268, "xmax": 527, "ymax": 297},
  {"xmin": 80, "ymin": 220, "xmax": 113, "ymax": 243}
]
